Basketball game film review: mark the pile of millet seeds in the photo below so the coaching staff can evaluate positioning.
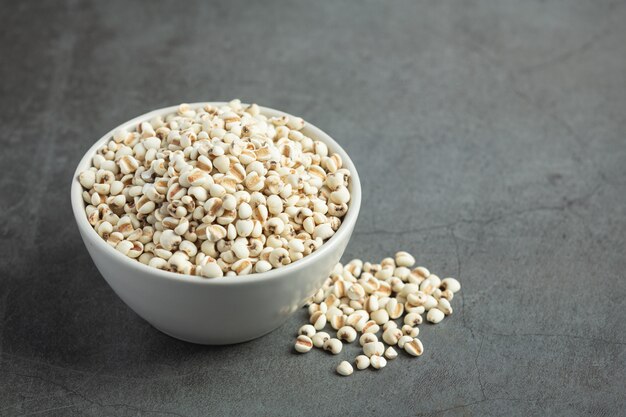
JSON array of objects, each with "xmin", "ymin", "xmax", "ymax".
[
  {"xmin": 78, "ymin": 100, "xmax": 351, "ymax": 278},
  {"xmin": 294, "ymin": 251, "xmax": 461, "ymax": 376}
]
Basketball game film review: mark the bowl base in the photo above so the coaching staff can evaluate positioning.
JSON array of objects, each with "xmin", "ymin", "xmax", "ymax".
[{"xmin": 150, "ymin": 321, "xmax": 287, "ymax": 345}]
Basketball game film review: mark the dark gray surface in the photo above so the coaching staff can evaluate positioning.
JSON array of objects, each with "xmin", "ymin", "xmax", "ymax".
[{"xmin": 1, "ymin": 0, "xmax": 625, "ymax": 415}]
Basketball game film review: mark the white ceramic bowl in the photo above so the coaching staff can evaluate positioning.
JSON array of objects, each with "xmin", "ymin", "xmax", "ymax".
[{"xmin": 71, "ymin": 103, "xmax": 361, "ymax": 344}]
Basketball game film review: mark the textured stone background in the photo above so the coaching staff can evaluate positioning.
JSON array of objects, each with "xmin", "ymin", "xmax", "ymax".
[{"xmin": 1, "ymin": 0, "xmax": 625, "ymax": 416}]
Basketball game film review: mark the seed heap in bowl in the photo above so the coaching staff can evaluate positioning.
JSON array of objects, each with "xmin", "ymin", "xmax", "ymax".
[
  {"xmin": 293, "ymin": 251, "xmax": 461, "ymax": 376},
  {"xmin": 78, "ymin": 100, "xmax": 351, "ymax": 278}
]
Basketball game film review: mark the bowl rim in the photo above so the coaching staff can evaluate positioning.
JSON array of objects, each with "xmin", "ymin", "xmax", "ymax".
[{"xmin": 71, "ymin": 102, "xmax": 361, "ymax": 286}]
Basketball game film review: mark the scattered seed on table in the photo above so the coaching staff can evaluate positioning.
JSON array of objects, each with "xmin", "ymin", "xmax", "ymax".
[
  {"xmin": 441, "ymin": 277, "xmax": 461, "ymax": 293},
  {"xmin": 404, "ymin": 338, "xmax": 424, "ymax": 357},
  {"xmin": 384, "ymin": 346, "xmax": 398, "ymax": 360},
  {"xmin": 359, "ymin": 333, "xmax": 378, "ymax": 346},
  {"xmin": 427, "ymin": 308, "xmax": 445, "ymax": 323},
  {"xmin": 382, "ymin": 327, "xmax": 403, "ymax": 345},
  {"xmin": 323, "ymin": 338, "xmax": 343, "ymax": 355},
  {"xmin": 293, "ymin": 254, "xmax": 461, "ymax": 376},
  {"xmin": 337, "ymin": 326, "xmax": 357, "ymax": 343},
  {"xmin": 310, "ymin": 311, "xmax": 327, "ymax": 330},
  {"xmin": 363, "ymin": 341, "xmax": 385, "ymax": 357},
  {"xmin": 355, "ymin": 355, "xmax": 370, "ymax": 370},
  {"xmin": 370, "ymin": 355, "xmax": 387, "ymax": 369},
  {"xmin": 298, "ymin": 324, "xmax": 316, "ymax": 337},
  {"xmin": 397, "ymin": 335, "xmax": 413, "ymax": 349},
  {"xmin": 336, "ymin": 361, "xmax": 354, "ymax": 376},
  {"xmin": 401, "ymin": 325, "xmax": 419, "ymax": 338},
  {"xmin": 294, "ymin": 335, "xmax": 313, "ymax": 353},
  {"xmin": 312, "ymin": 332, "xmax": 330, "ymax": 348}
]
